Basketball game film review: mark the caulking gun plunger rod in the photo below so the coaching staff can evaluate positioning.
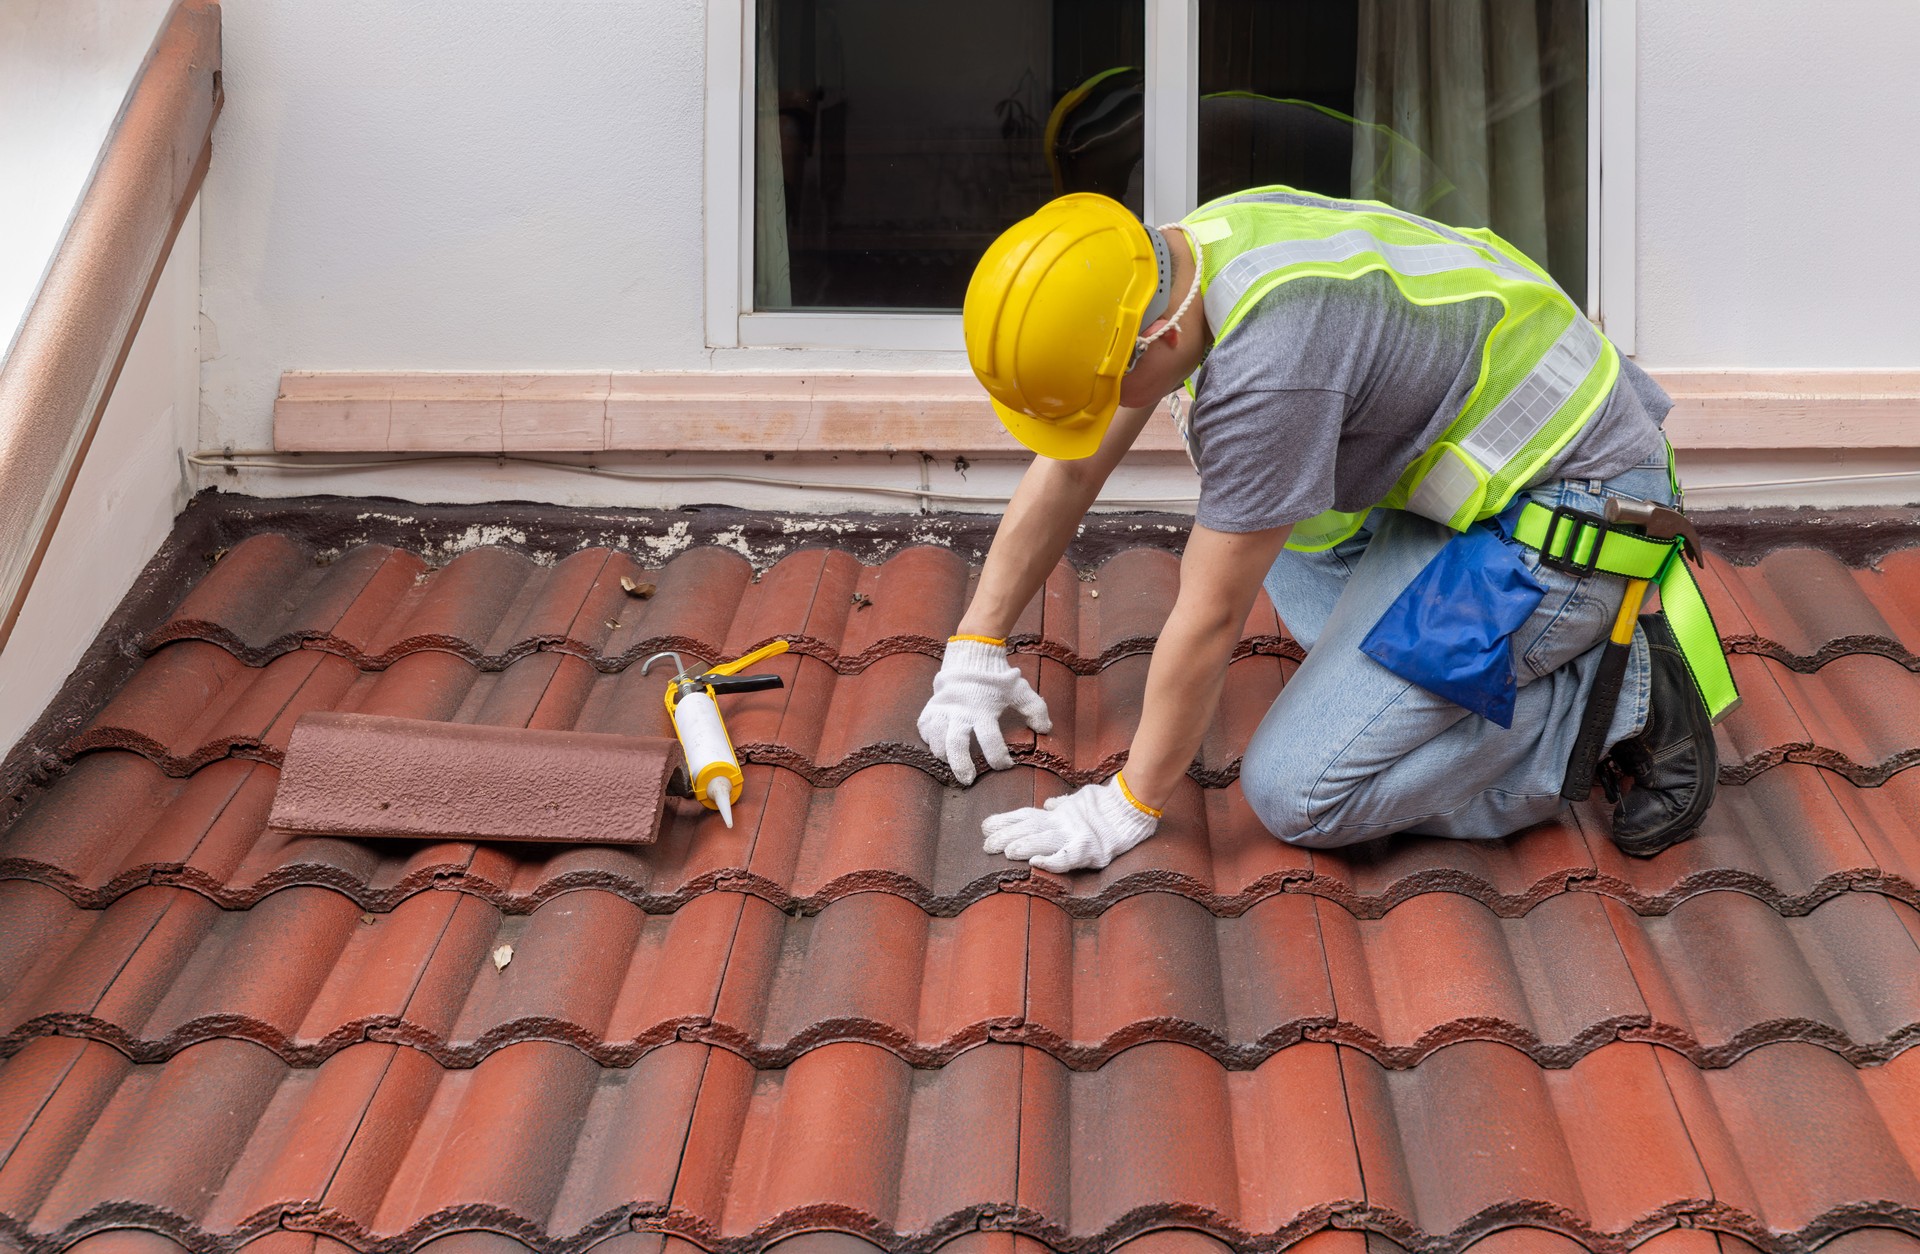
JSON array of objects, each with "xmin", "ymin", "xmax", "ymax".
[{"xmin": 641, "ymin": 641, "xmax": 790, "ymax": 829}]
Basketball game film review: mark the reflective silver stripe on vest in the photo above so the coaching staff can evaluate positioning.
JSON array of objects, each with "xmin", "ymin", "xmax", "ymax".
[
  {"xmin": 1461, "ymin": 313, "xmax": 1604, "ymax": 467},
  {"xmin": 1209, "ymin": 187, "xmax": 1510, "ymax": 263},
  {"xmin": 1193, "ymin": 199, "xmax": 1610, "ymax": 528},
  {"xmin": 1201, "ymin": 229, "xmax": 1537, "ymax": 332},
  {"xmin": 1404, "ymin": 447, "xmax": 1484, "ymax": 524},
  {"xmin": 1402, "ymin": 312, "xmax": 1606, "ymax": 523}
]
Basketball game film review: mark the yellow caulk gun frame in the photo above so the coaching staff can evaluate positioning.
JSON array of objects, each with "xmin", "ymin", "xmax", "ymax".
[{"xmin": 640, "ymin": 639, "xmax": 790, "ymax": 828}]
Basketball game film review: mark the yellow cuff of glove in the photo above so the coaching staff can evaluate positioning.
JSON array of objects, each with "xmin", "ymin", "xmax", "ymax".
[{"xmin": 1115, "ymin": 771, "xmax": 1164, "ymax": 819}]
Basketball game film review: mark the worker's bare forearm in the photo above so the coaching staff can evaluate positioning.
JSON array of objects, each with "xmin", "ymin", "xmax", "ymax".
[
  {"xmin": 956, "ymin": 457, "xmax": 1103, "ymax": 639},
  {"xmin": 1122, "ymin": 522, "xmax": 1292, "ymax": 810},
  {"xmin": 956, "ymin": 404, "xmax": 1156, "ymax": 640},
  {"xmin": 1119, "ymin": 603, "xmax": 1246, "ymax": 808}
]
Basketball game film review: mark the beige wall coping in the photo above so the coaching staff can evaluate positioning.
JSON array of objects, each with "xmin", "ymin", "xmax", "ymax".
[{"xmin": 273, "ymin": 368, "xmax": 1920, "ymax": 456}]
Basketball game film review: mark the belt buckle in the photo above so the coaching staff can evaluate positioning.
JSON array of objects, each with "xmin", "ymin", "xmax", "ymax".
[{"xmin": 1539, "ymin": 504, "xmax": 1609, "ymax": 578}]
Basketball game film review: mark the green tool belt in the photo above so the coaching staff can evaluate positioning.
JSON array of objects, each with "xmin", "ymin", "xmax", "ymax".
[{"xmin": 1511, "ymin": 502, "xmax": 1740, "ymax": 721}]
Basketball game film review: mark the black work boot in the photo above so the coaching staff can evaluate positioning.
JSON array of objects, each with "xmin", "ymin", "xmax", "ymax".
[{"xmin": 1605, "ymin": 613, "xmax": 1717, "ymax": 857}]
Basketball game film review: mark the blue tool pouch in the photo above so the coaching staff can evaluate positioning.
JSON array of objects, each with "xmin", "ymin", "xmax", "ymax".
[{"xmin": 1358, "ymin": 505, "xmax": 1545, "ymax": 728}]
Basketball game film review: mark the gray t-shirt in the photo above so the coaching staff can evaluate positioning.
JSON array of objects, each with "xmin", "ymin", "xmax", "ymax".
[{"xmin": 1185, "ymin": 269, "xmax": 1670, "ymax": 533}]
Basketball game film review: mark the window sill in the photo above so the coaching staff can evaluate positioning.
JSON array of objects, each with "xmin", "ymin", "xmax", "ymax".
[{"xmin": 733, "ymin": 312, "xmax": 965, "ymax": 352}]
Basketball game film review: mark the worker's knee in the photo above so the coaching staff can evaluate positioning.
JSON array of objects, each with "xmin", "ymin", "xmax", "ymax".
[{"xmin": 1241, "ymin": 720, "xmax": 1364, "ymax": 849}]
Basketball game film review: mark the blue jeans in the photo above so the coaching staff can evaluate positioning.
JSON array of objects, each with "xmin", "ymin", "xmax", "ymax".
[{"xmin": 1244, "ymin": 456, "xmax": 1678, "ymax": 848}]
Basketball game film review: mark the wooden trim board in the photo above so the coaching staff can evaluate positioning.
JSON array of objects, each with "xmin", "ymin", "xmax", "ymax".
[
  {"xmin": 275, "ymin": 372, "xmax": 1188, "ymax": 455},
  {"xmin": 274, "ymin": 369, "xmax": 1920, "ymax": 455},
  {"xmin": 1656, "ymin": 371, "xmax": 1920, "ymax": 450}
]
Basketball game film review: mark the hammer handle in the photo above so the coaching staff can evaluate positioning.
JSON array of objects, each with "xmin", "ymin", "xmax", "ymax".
[{"xmin": 1561, "ymin": 577, "xmax": 1652, "ymax": 801}]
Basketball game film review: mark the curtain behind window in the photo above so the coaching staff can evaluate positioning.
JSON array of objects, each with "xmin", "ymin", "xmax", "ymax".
[
  {"xmin": 1351, "ymin": 0, "xmax": 1585, "ymax": 293},
  {"xmin": 753, "ymin": 0, "xmax": 792, "ymax": 308}
]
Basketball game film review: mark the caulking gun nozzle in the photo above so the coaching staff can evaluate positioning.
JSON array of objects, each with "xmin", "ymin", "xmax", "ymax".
[{"xmin": 707, "ymin": 777, "xmax": 734, "ymax": 828}]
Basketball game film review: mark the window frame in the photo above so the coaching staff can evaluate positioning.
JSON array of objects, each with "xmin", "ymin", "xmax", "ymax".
[{"xmin": 704, "ymin": 0, "xmax": 1635, "ymax": 354}]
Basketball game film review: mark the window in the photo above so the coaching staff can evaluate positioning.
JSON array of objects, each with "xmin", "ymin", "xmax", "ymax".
[
  {"xmin": 752, "ymin": 0, "xmax": 1143, "ymax": 311},
  {"xmin": 713, "ymin": 0, "xmax": 1626, "ymax": 349},
  {"xmin": 1197, "ymin": 0, "xmax": 1589, "ymax": 303}
]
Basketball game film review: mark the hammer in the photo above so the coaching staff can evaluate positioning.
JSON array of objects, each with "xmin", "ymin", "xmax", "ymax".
[{"xmin": 1560, "ymin": 497, "xmax": 1702, "ymax": 801}]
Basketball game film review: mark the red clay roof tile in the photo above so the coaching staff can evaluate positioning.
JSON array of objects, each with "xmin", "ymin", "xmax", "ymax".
[
  {"xmin": 1759, "ymin": 654, "xmax": 1920, "ymax": 785},
  {"xmin": 1316, "ymin": 890, "xmax": 1646, "ymax": 1067},
  {"xmin": 1345, "ymin": 1041, "xmax": 1714, "ymax": 1245},
  {"xmin": 144, "ymin": 539, "xmax": 1295, "ymax": 679},
  {"xmin": 1831, "ymin": 771, "xmax": 1920, "ymax": 895},
  {"xmin": 5, "ymin": 523, "xmax": 1920, "ymax": 1254},
  {"xmin": 144, "ymin": 537, "xmax": 414, "ymax": 664},
  {"xmin": 711, "ymin": 890, "xmax": 1027, "ymax": 1066},
  {"xmin": 827, "ymin": 546, "xmax": 974, "ymax": 663},
  {"xmin": 1701, "ymin": 547, "xmax": 1920, "ymax": 674},
  {"xmin": 1583, "ymin": 767, "xmax": 1887, "ymax": 913},
  {"xmin": 4, "ymin": 754, "xmax": 1907, "ymax": 925},
  {"xmin": 1659, "ymin": 1043, "xmax": 1920, "ymax": 1241},
  {"xmin": 37, "ymin": 1223, "xmax": 1848, "ymax": 1254},
  {"xmin": 50, "ymin": 1223, "xmax": 1891, "ymax": 1254},
  {"xmin": 1809, "ymin": 1232, "xmax": 1920, "ymax": 1253},
  {"xmin": 1022, "ymin": 891, "xmax": 1335, "ymax": 1067},
  {"xmin": 1606, "ymin": 892, "xmax": 1920, "ymax": 1066},
  {"xmin": 1017, "ymin": 1042, "xmax": 1363, "ymax": 1247},
  {"xmin": 8, "ymin": 877, "xmax": 1916, "ymax": 1074}
]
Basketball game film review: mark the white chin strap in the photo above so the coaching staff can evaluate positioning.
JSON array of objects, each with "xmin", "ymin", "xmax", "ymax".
[{"xmin": 1134, "ymin": 222, "xmax": 1204, "ymax": 357}]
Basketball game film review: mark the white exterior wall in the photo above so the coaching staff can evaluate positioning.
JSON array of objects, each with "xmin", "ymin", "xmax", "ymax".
[
  {"xmin": 0, "ymin": 202, "xmax": 201, "ymax": 754},
  {"xmin": 1634, "ymin": 0, "xmax": 1920, "ymax": 370},
  {"xmin": 198, "ymin": 0, "xmax": 715, "ymax": 448},
  {"xmin": 195, "ymin": 0, "xmax": 1920, "ymax": 510}
]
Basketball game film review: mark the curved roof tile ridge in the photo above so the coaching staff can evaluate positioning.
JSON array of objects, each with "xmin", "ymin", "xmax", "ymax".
[{"xmin": 9, "ymin": 509, "xmax": 1920, "ymax": 1254}]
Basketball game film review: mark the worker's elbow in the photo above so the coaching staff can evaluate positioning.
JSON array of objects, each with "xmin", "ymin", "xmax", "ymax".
[
  {"xmin": 1036, "ymin": 453, "xmax": 1107, "ymax": 500},
  {"xmin": 1172, "ymin": 581, "xmax": 1250, "ymax": 634}
]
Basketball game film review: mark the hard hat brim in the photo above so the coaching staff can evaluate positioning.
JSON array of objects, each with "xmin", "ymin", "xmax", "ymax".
[{"xmin": 991, "ymin": 397, "xmax": 1112, "ymax": 462}]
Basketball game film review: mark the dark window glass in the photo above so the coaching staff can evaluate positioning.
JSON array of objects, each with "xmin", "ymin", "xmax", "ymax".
[
  {"xmin": 1197, "ymin": 0, "xmax": 1588, "ymax": 302},
  {"xmin": 755, "ymin": 2, "xmax": 1588, "ymax": 311},
  {"xmin": 754, "ymin": 0, "xmax": 1146, "ymax": 311}
]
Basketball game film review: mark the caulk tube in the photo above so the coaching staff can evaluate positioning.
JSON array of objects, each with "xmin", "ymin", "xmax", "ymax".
[{"xmin": 671, "ymin": 690, "xmax": 744, "ymax": 828}]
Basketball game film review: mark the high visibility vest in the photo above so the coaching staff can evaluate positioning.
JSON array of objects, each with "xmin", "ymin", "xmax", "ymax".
[{"xmin": 1179, "ymin": 186, "xmax": 1620, "ymax": 552}]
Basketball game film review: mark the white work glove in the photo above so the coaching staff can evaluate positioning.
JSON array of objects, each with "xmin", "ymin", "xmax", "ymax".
[
  {"xmin": 982, "ymin": 774, "xmax": 1161, "ymax": 873},
  {"xmin": 917, "ymin": 635, "xmax": 1052, "ymax": 785}
]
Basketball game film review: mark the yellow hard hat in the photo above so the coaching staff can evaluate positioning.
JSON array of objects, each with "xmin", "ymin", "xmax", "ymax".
[{"xmin": 963, "ymin": 193, "xmax": 1168, "ymax": 460}]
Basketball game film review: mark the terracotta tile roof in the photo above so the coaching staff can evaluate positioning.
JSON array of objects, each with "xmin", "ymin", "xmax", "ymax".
[{"xmin": 3, "ymin": 517, "xmax": 1920, "ymax": 1253}]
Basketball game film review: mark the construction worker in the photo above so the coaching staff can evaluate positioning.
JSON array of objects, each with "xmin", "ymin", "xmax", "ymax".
[{"xmin": 917, "ymin": 188, "xmax": 1735, "ymax": 873}]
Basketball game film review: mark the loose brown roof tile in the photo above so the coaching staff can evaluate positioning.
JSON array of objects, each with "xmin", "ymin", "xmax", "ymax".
[
  {"xmin": 6, "ymin": 516, "xmax": 1920, "ymax": 1254},
  {"xmin": 270, "ymin": 713, "xmax": 678, "ymax": 845}
]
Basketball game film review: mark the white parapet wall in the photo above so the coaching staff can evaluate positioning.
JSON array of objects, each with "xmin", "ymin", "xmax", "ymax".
[
  {"xmin": 0, "ymin": 0, "xmax": 177, "ymax": 359},
  {"xmin": 0, "ymin": 201, "xmax": 200, "ymax": 756}
]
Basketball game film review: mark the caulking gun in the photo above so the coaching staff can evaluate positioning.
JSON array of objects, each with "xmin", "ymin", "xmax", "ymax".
[{"xmin": 640, "ymin": 640, "xmax": 789, "ymax": 828}]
